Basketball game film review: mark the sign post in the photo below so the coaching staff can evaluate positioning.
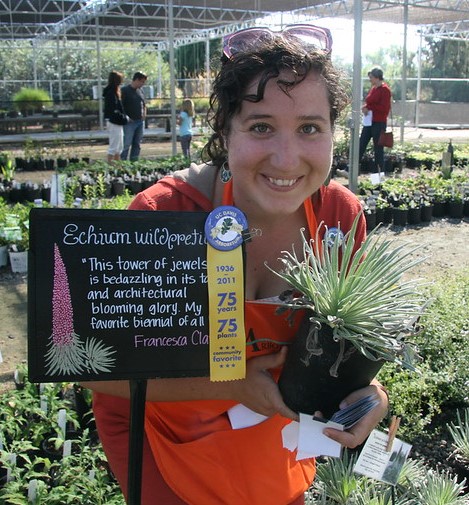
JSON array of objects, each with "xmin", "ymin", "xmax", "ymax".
[{"xmin": 128, "ymin": 379, "xmax": 147, "ymax": 505}]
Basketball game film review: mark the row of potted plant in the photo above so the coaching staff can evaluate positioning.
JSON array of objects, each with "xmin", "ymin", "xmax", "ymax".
[
  {"xmin": 359, "ymin": 170, "xmax": 469, "ymax": 229},
  {"xmin": 0, "ymin": 155, "xmax": 187, "ymax": 205},
  {"xmin": 0, "ymin": 194, "xmax": 135, "ymax": 273},
  {"xmin": 332, "ymin": 137, "xmax": 469, "ymax": 174}
]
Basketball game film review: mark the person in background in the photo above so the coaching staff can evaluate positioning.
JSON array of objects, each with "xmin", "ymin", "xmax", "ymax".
[
  {"xmin": 358, "ymin": 67, "xmax": 391, "ymax": 172},
  {"xmin": 102, "ymin": 71, "xmax": 128, "ymax": 163},
  {"xmin": 120, "ymin": 71, "xmax": 148, "ymax": 161},
  {"xmin": 177, "ymin": 98, "xmax": 195, "ymax": 160},
  {"xmin": 336, "ymin": 67, "xmax": 391, "ymax": 178},
  {"xmin": 85, "ymin": 25, "xmax": 389, "ymax": 505}
]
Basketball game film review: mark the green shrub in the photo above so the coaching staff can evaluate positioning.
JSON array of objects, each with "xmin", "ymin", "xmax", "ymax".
[
  {"xmin": 12, "ymin": 87, "xmax": 52, "ymax": 115},
  {"xmin": 417, "ymin": 269, "xmax": 469, "ymax": 407},
  {"xmin": 378, "ymin": 268, "xmax": 469, "ymax": 440}
]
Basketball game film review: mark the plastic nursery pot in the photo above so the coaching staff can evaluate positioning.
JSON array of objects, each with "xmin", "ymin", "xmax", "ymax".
[
  {"xmin": 432, "ymin": 202, "xmax": 446, "ymax": 218},
  {"xmin": 407, "ymin": 207, "xmax": 422, "ymax": 225},
  {"xmin": 421, "ymin": 205, "xmax": 433, "ymax": 222},
  {"xmin": 392, "ymin": 208, "xmax": 408, "ymax": 227},
  {"xmin": 365, "ymin": 211, "xmax": 377, "ymax": 231},
  {"xmin": 447, "ymin": 201, "xmax": 464, "ymax": 219},
  {"xmin": 278, "ymin": 312, "xmax": 384, "ymax": 419}
]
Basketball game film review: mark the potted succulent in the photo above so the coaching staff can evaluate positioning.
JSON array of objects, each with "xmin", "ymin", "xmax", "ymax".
[{"xmin": 269, "ymin": 213, "xmax": 427, "ymax": 418}]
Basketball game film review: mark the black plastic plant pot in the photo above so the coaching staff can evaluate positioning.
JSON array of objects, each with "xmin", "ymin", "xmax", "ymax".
[{"xmin": 278, "ymin": 313, "xmax": 384, "ymax": 419}]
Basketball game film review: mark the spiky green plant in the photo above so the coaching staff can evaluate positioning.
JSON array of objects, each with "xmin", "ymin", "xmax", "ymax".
[
  {"xmin": 269, "ymin": 213, "xmax": 428, "ymax": 373},
  {"xmin": 448, "ymin": 408, "xmax": 469, "ymax": 460},
  {"xmin": 414, "ymin": 469, "xmax": 467, "ymax": 505},
  {"xmin": 313, "ymin": 451, "xmax": 365, "ymax": 503}
]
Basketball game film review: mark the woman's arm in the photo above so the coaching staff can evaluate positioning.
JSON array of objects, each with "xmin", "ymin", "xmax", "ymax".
[{"xmin": 82, "ymin": 346, "xmax": 299, "ymax": 420}]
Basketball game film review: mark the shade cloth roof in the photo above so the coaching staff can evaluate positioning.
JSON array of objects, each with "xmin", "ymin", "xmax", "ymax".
[{"xmin": 1, "ymin": 0, "xmax": 468, "ymax": 45}]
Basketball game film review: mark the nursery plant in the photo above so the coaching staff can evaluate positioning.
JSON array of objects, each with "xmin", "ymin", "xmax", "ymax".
[
  {"xmin": 12, "ymin": 87, "xmax": 51, "ymax": 116},
  {"xmin": 449, "ymin": 408, "xmax": 469, "ymax": 461},
  {"xmin": 270, "ymin": 213, "xmax": 428, "ymax": 417}
]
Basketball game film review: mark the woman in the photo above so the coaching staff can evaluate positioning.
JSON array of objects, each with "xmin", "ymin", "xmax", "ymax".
[
  {"xmin": 102, "ymin": 70, "xmax": 128, "ymax": 163},
  {"xmin": 358, "ymin": 67, "xmax": 392, "ymax": 172},
  {"xmin": 177, "ymin": 98, "xmax": 195, "ymax": 160},
  {"xmin": 86, "ymin": 25, "xmax": 388, "ymax": 505}
]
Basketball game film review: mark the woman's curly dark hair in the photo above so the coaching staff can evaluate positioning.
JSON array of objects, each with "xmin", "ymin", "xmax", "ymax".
[{"xmin": 201, "ymin": 36, "xmax": 350, "ymax": 167}]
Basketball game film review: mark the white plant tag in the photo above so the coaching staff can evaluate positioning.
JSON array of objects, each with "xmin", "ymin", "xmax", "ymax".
[
  {"xmin": 58, "ymin": 408, "xmax": 67, "ymax": 437},
  {"xmin": 28, "ymin": 479, "xmax": 38, "ymax": 502},
  {"xmin": 354, "ymin": 429, "xmax": 412, "ymax": 485},
  {"xmin": 63, "ymin": 439, "xmax": 72, "ymax": 458},
  {"xmin": 7, "ymin": 453, "xmax": 17, "ymax": 482}
]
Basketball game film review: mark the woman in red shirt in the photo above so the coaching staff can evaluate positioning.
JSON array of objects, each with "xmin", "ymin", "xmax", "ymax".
[{"xmin": 359, "ymin": 67, "xmax": 392, "ymax": 172}]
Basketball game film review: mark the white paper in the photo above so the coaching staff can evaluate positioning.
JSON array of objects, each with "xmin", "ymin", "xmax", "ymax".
[
  {"xmin": 297, "ymin": 414, "xmax": 343, "ymax": 459},
  {"xmin": 227, "ymin": 403, "xmax": 268, "ymax": 429},
  {"xmin": 281, "ymin": 415, "xmax": 343, "ymax": 460},
  {"xmin": 354, "ymin": 429, "xmax": 412, "ymax": 485},
  {"xmin": 362, "ymin": 110, "xmax": 373, "ymax": 126},
  {"xmin": 282, "ymin": 421, "xmax": 300, "ymax": 451},
  {"xmin": 370, "ymin": 172, "xmax": 386, "ymax": 185}
]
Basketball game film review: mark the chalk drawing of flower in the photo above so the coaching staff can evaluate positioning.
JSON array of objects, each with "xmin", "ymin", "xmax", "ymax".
[{"xmin": 45, "ymin": 244, "xmax": 116, "ymax": 376}]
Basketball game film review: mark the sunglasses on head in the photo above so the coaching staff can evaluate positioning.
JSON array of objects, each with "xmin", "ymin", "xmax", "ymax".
[{"xmin": 223, "ymin": 24, "xmax": 333, "ymax": 59}]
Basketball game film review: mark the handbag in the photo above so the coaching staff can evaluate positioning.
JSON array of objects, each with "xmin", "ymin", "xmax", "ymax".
[
  {"xmin": 110, "ymin": 109, "xmax": 128, "ymax": 126},
  {"xmin": 378, "ymin": 105, "xmax": 393, "ymax": 148},
  {"xmin": 378, "ymin": 130, "xmax": 393, "ymax": 148}
]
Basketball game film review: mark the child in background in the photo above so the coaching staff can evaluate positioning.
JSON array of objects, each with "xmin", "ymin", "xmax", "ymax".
[{"xmin": 177, "ymin": 99, "xmax": 195, "ymax": 160}]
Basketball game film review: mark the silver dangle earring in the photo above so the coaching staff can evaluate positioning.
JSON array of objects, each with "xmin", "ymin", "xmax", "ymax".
[{"xmin": 220, "ymin": 161, "xmax": 232, "ymax": 183}]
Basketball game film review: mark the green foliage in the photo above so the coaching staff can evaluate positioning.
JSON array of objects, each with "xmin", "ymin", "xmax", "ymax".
[
  {"xmin": 175, "ymin": 39, "xmax": 219, "ymax": 77},
  {"xmin": 0, "ymin": 370, "xmax": 125, "ymax": 504},
  {"xmin": 71, "ymin": 99, "xmax": 99, "ymax": 114},
  {"xmin": 0, "ymin": 201, "xmax": 33, "ymax": 250},
  {"xmin": 0, "ymin": 151, "xmax": 15, "ymax": 182},
  {"xmin": 0, "ymin": 40, "xmax": 172, "ymax": 103},
  {"xmin": 421, "ymin": 38, "xmax": 469, "ymax": 102},
  {"xmin": 309, "ymin": 452, "xmax": 466, "ymax": 504},
  {"xmin": 413, "ymin": 469, "xmax": 468, "ymax": 505},
  {"xmin": 448, "ymin": 408, "xmax": 469, "ymax": 460},
  {"xmin": 13, "ymin": 87, "xmax": 51, "ymax": 113},
  {"xmin": 270, "ymin": 213, "xmax": 427, "ymax": 370},
  {"xmin": 377, "ymin": 363, "xmax": 443, "ymax": 439},
  {"xmin": 313, "ymin": 451, "xmax": 365, "ymax": 503},
  {"xmin": 417, "ymin": 269, "xmax": 469, "ymax": 406},
  {"xmin": 378, "ymin": 268, "xmax": 469, "ymax": 440}
]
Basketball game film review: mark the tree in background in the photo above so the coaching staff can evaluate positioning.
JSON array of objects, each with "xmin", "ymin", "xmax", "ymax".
[
  {"xmin": 420, "ymin": 38, "xmax": 469, "ymax": 102},
  {"xmin": 0, "ymin": 41, "xmax": 171, "ymax": 107},
  {"xmin": 174, "ymin": 38, "xmax": 221, "ymax": 97},
  {"xmin": 360, "ymin": 45, "xmax": 418, "ymax": 101}
]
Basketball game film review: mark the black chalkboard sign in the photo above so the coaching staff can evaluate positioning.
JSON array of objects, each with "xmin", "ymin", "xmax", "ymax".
[{"xmin": 28, "ymin": 208, "xmax": 210, "ymax": 383}]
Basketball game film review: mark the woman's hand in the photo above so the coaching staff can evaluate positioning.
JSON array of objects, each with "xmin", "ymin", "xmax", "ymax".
[
  {"xmin": 230, "ymin": 347, "xmax": 299, "ymax": 421},
  {"xmin": 321, "ymin": 382, "xmax": 389, "ymax": 449}
]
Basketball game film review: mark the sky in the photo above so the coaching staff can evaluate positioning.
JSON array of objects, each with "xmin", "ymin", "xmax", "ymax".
[
  {"xmin": 314, "ymin": 18, "xmax": 420, "ymax": 63},
  {"xmin": 317, "ymin": 18, "xmax": 421, "ymax": 63},
  {"xmin": 263, "ymin": 14, "xmax": 422, "ymax": 64}
]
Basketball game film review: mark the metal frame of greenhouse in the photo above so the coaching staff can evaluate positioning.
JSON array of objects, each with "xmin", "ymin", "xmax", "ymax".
[{"xmin": 1, "ymin": 0, "xmax": 468, "ymax": 190}]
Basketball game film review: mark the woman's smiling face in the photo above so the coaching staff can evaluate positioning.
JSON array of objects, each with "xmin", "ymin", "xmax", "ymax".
[{"xmin": 226, "ymin": 70, "xmax": 333, "ymax": 221}]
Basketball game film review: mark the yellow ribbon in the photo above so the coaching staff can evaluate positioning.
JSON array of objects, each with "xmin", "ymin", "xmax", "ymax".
[{"xmin": 207, "ymin": 243, "xmax": 246, "ymax": 381}]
